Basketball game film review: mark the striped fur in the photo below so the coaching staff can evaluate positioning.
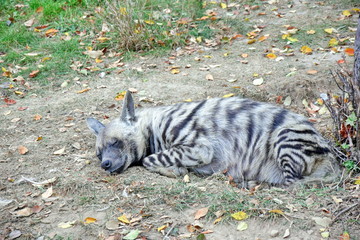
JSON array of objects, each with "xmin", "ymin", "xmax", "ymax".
[{"xmin": 87, "ymin": 91, "xmax": 340, "ymax": 187}]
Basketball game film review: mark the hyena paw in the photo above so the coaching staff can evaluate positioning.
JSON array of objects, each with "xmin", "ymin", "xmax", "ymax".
[{"xmin": 151, "ymin": 166, "xmax": 188, "ymax": 178}]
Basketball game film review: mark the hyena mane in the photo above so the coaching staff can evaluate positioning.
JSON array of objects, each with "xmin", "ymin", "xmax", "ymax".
[{"xmin": 87, "ymin": 91, "xmax": 340, "ymax": 188}]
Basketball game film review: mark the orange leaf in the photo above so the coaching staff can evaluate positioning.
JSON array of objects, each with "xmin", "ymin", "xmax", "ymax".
[
  {"xmin": 258, "ymin": 35, "xmax": 269, "ymax": 42},
  {"xmin": 36, "ymin": 6, "xmax": 44, "ymax": 13},
  {"xmin": 340, "ymin": 232, "xmax": 350, "ymax": 240},
  {"xmin": 18, "ymin": 146, "xmax": 28, "ymax": 155},
  {"xmin": 337, "ymin": 59, "xmax": 345, "ymax": 64},
  {"xmin": 77, "ymin": 88, "xmax": 91, "ymax": 94},
  {"xmin": 247, "ymin": 39, "xmax": 256, "ymax": 44},
  {"xmin": 194, "ymin": 207, "xmax": 209, "ymax": 220},
  {"xmin": 307, "ymin": 69, "xmax": 318, "ymax": 75},
  {"xmin": 300, "ymin": 45, "xmax": 313, "ymax": 55},
  {"xmin": 34, "ymin": 114, "xmax": 42, "ymax": 120},
  {"xmin": 29, "ymin": 70, "xmax": 40, "ymax": 78},
  {"xmin": 266, "ymin": 53, "xmax": 277, "ymax": 59},
  {"xmin": 45, "ymin": 28, "xmax": 59, "ymax": 37},
  {"xmin": 84, "ymin": 217, "xmax": 97, "ymax": 224},
  {"xmin": 269, "ymin": 209, "xmax": 284, "ymax": 215},
  {"xmin": 344, "ymin": 48, "xmax": 354, "ymax": 56}
]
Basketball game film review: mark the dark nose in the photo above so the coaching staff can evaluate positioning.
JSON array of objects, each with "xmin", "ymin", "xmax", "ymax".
[{"xmin": 101, "ymin": 160, "xmax": 112, "ymax": 170}]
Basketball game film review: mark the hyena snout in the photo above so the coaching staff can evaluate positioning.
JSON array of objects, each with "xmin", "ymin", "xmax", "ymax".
[{"xmin": 101, "ymin": 160, "xmax": 112, "ymax": 170}]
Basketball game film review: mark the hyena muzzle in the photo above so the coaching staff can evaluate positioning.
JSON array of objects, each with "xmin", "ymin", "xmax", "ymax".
[{"xmin": 87, "ymin": 91, "xmax": 340, "ymax": 187}]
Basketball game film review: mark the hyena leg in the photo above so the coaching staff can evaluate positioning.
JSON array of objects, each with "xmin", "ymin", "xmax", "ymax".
[{"xmin": 142, "ymin": 144, "xmax": 213, "ymax": 178}]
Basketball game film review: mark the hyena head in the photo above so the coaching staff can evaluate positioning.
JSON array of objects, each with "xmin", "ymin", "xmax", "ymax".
[{"xmin": 87, "ymin": 91, "xmax": 143, "ymax": 174}]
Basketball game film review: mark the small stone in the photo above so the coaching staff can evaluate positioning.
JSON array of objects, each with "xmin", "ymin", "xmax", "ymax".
[{"xmin": 270, "ymin": 230, "xmax": 279, "ymax": 237}]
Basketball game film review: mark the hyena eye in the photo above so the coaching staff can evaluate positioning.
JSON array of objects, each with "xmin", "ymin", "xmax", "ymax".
[
  {"xmin": 96, "ymin": 152, "xmax": 102, "ymax": 160},
  {"xmin": 111, "ymin": 140, "xmax": 124, "ymax": 148}
]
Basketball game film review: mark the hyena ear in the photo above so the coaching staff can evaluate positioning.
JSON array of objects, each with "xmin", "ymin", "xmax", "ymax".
[
  {"xmin": 86, "ymin": 118, "xmax": 105, "ymax": 136},
  {"xmin": 120, "ymin": 91, "xmax": 135, "ymax": 124}
]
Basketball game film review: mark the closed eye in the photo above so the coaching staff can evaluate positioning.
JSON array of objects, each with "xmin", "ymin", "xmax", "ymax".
[{"xmin": 111, "ymin": 139, "xmax": 124, "ymax": 148}]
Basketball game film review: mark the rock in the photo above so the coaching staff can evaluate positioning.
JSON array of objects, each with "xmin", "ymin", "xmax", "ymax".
[{"xmin": 270, "ymin": 230, "xmax": 279, "ymax": 237}]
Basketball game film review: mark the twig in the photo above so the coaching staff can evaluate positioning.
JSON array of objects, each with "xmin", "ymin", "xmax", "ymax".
[
  {"xmin": 163, "ymin": 223, "xmax": 177, "ymax": 240},
  {"xmin": 332, "ymin": 202, "xmax": 360, "ymax": 223}
]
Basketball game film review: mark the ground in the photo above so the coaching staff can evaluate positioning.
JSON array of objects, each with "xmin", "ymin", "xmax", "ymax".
[{"xmin": 1, "ymin": 1, "xmax": 360, "ymax": 240}]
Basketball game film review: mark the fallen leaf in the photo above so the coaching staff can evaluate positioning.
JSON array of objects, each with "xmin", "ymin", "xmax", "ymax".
[
  {"xmin": 144, "ymin": 20, "xmax": 155, "ymax": 25},
  {"xmin": 312, "ymin": 217, "xmax": 331, "ymax": 228},
  {"xmin": 344, "ymin": 48, "xmax": 354, "ymax": 56},
  {"xmin": 171, "ymin": 68, "xmax": 180, "ymax": 74},
  {"xmin": 300, "ymin": 45, "xmax": 312, "ymax": 54},
  {"xmin": 41, "ymin": 186, "xmax": 53, "ymax": 199},
  {"xmin": 269, "ymin": 209, "xmax": 284, "ymax": 215},
  {"xmin": 283, "ymin": 228, "xmax": 290, "ymax": 238},
  {"xmin": 53, "ymin": 147, "xmax": 66, "ymax": 155},
  {"xmin": 118, "ymin": 214, "xmax": 130, "ymax": 224},
  {"xmin": 123, "ymin": 229, "xmax": 140, "ymax": 240},
  {"xmin": 34, "ymin": 114, "xmax": 42, "ymax": 120},
  {"xmin": 231, "ymin": 211, "xmax": 248, "ymax": 221},
  {"xmin": 8, "ymin": 230, "xmax": 22, "ymax": 239},
  {"xmin": 321, "ymin": 232, "xmax": 330, "ymax": 238},
  {"xmin": 342, "ymin": 10, "xmax": 352, "ymax": 17},
  {"xmin": 24, "ymin": 18, "xmax": 35, "ymax": 27},
  {"xmin": 194, "ymin": 207, "xmax": 209, "ymax": 220},
  {"xmin": 237, "ymin": 221, "xmax": 248, "ymax": 231},
  {"xmin": 206, "ymin": 74, "xmax": 214, "ymax": 81},
  {"xmin": 324, "ymin": 28, "xmax": 334, "ymax": 34},
  {"xmin": 252, "ymin": 78, "xmax": 264, "ymax": 86},
  {"xmin": 15, "ymin": 207, "xmax": 33, "ymax": 217},
  {"xmin": 83, "ymin": 50, "xmax": 104, "ymax": 59},
  {"xmin": 77, "ymin": 88, "xmax": 91, "ymax": 94},
  {"xmin": 115, "ymin": 91, "xmax": 126, "ymax": 100},
  {"xmin": 183, "ymin": 174, "xmax": 190, "ymax": 183},
  {"xmin": 283, "ymin": 96, "xmax": 292, "ymax": 106},
  {"xmin": 307, "ymin": 69, "xmax": 317, "ymax": 75},
  {"xmin": 58, "ymin": 221, "xmax": 76, "ymax": 229},
  {"xmin": 29, "ymin": 70, "xmax": 40, "ymax": 78},
  {"xmin": 4, "ymin": 98, "xmax": 16, "ymax": 105},
  {"xmin": 18, "ymin": 146, "xmax": 28, "ymax": 155},
  {"xmin": 266, "ymin": 53, "xmax": 277, "ymax": 59},
  {"xmin": 45, "ymin": 28, "xmax": 58, "ymax": 37},
  {"xmin": 307, "ymin": 30, "xmax": 316, "ymax": 34},
  {"xmin": 222, "ymin": 93, "xmax": 234, "ymax": 98},
  {"xmin": 84, "ymin": 217, "xmax": 97, "ymax": 224},
  {"xmin": 340, "ymin": 232, "xmax": 350, "ymax": 240},
  {"xmin": 157, "ymin": 225, "xmax": 167, "ymax": 232},
  {"xmin": 106, "ymin": 220, "xmax": 119, "ymax": 230},
  {"xmin": 213, "ymin": 217, "xmax": 222, "ymax": 224},
  {"xmin": 328, "ymin": 38, "xmax": 338, "ymax": 47},
  {"xmin": 354, "ymin": 177, "xmax": 360, "ymax": 185}
]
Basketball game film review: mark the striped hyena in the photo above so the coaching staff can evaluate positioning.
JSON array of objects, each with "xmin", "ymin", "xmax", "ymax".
[{"xmin": 87, "ymin": 91, "xmax": 340, "ymax": 187}]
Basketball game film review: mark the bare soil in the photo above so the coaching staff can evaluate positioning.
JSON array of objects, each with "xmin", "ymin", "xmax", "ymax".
[{"xmin": 1, "ymin": 1, "xmax": 359, "ymax": 240}]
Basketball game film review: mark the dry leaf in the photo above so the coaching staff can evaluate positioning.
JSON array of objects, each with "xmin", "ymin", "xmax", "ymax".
[
  {"xmin": 183, "ymin": 174, "xmax": 190, "ymax": 183},
  {"xmin": 18, "ymin": 146, "xmax": 28, "ymax": 155},
  {"xmin": 253, "ymin": 78, "xmax": 264, "ymax": 86},
  {"xmin": 58, "ymin": 221, "xmax": 76, "ymax": 229},
  {"xmin": 222, "ymin": 93, "xmax": 234, "ymax": 98},
  {"xmin": 118, "ymin": 214, "xmax": 130, "ymax": 224},
  {"xmin": 53, "ymin": 147, "xmax": 66, "ymax": 155},
  {"xmin": 283, "ymin": 228, "xmax": 290, "ymax": 238},
  {"xmin": 300, "ymin": 46, "xmax": 312, "ymax": 54},
  {"xmin": 307, "ymin": 30, "xmax": 316, "ymax": 34},
  {"xmin": 83, "ymin": 50, "xmax": 104, "ymax": 59},
  {"xmin": 45, "ymin": 28, "xmax": 59, "ymax": 37},
  {"xmin": 266, "ymin": 53, "xmax": 277, "ymax": 59},
  {"xmin": 106, "ymin": 220, "xmax": 119, "ymax": 230},
  {"xmin": 157, "ymin": 225, "xmax": 167, "ymax": 232},
  {"xmin": 15, "ymin": 207, "xmax": 33, "ymax": 217},
  {"xmin": 34, "ymin": 114, "xmax": 42, "ymax": 120},
  {"xmin": 24, "ymin": 18, "xmax": 35, "ymax": 27},
  {"xmin": 171, "ymin": 68, "xmax": 180, "ymax": 74},
  {"xmin": 84, "ymin": 217, "xmax": 97, "ymax": 224},
  {"xmin": 324, "ymin": 28, "xmax": 334, "ymax": 34},
  {"xmin": 206, "ymin": 74, "xmax": 214, "ymax": 81},
  {"xmin": 269, "ymin": 209, "xmax": 284, "ymax": 215},
  {"xmin": 344, "ymin": 48, "xmax": 354, "ymax": 56},
  {"xmin": 307, "ymin": 69, "xmax": 317, "ymax": 75},
  {"xmin": 237, "ymin": 221, "xmax": 248, "ymax": 231},
  {"xmin": 42, "ymin": 186, "xmax": 53, "ymax": 199},
  {"xmin": 283, "ymin": 96, "xmax": 292, "ymax": 106},
  {"xmin": 312, "ymin": 217, "xmax": 331, "ymax": 227},
  {"xmin": 29, "ymin": 70, "xmax": 40, "ymax": 78},
  {"xmin": 194, "ymin": 207, "xmax": 209, "ymax": 220}
]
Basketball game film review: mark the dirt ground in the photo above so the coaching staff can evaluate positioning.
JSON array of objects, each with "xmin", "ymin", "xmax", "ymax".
[{"xmin": 1, "ymin": 1, "xmax": 360, "ymax": 240}]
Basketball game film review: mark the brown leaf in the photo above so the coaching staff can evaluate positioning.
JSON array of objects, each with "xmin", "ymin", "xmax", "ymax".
[
  {"xmin": 24, "ymin": 18, "xmax": 35, "ymax": 27},
  {"xmin": 18, "ymin": 146, "xmax": 28, "ymax": 155},
  {"xmin": 77, "ymin": 88, "xmax": 91, "ymax": 94},
  {"xmin": 45, "ymin": 28, "xmax": 59, "ymax": 37},
  {"xmin": 194, "ymin": 207, "xmax": 209, "ymax": 220},
  {"xmin": 29, "ymin": 70, "xmax": 40, "ymax": 78}
]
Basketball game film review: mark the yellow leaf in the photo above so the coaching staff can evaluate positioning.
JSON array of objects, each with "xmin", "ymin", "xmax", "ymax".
[
  {"xmin": 286, "ymin": 37, "xmax": 298, "ymax": 42},
  {"xmin": 300, "ymin": 45, "xmax": 313, "ymax": 55},
  {"xmin": 269, "ymin": 209, "xmax": 284, "ymax": 215},
  {"xmin": 144, "ymin": 20, "xmax": 155, "ymax": 25},
  {"xmin": 184, "ymin": 99, "xmax": 192, "ymax": 102},
  {"xmin": 95, "ymin": 58, "xmax": 103, "ymax": 63},
  {"xmin": 171, "ymin": 68, "xmax": 180, "ymax": 74},
  {"xmin": 282, "ymin": 34, "xmax": 290, "ymax": 39},
  {"xmin": 1, "ymin": 67, "xmax": 8, "ymax": 72},
  {"xmin": 237, "ymin": 221, "xmax": 248, "ymax": 231},
  {"xmin": 58, "ymin": 221, "xmax": 76, "ymax": 229},
  {"xmin": 203, "ymin": 55, "xmax": 212, "ymax": 58},
  {"xmin": 97, "ymin": 37, "xmax": 111, "ymax": 43},
  {"xmin": 258, "ymin": 35, "xmax": 269, "ymax": 42},
  {"xmin": 14, "ymin": 91, "xmax": 24, "ymax": 95},
  {"xmin": 231, "ymin": 211, "xmax": 248, "ymax": 221},
  {"xmin": 328, "ymin": 38, "xmax": 338, "ymax": 47},
  {"xmin": 222, "ymin": 93, "xmax": 234, "ymax": 98},
  {"xmin": 41, "ymin": 57, "xmax": 52, "ymax": 62},
  {"xmin": 84, "ymin": 217, "xmax": 97, "ymax": 224},
  {"xmin": 354, "ymin": 177, "xmax": 360, "ymax": 185},
  {"xmin": 118, "ymin": 214, "xmax": 130, "ymax": 224},
  {"xmin": 115, "ymin": 90, "xmax": 126, "ymax": 100},
  {"xmin": 352, "ymin": 8, "xmax": 360, "ymax": 12},
  {"xmin": 120, "ymin": 7, "xmax": 127, "ymax": 15},
  {"xmin": 196, "ymin": 36, "xmax": 202, "ymax": 43},
  {"xmin": 157, "ymin": 225, "xmax": 167, "ymax": 232},
  {"xmin": 220, "ymin": 2, "xmax": 227, "ymax": 8},
  {"xmin": 266, "ymin": 53, "xmax": 277, "ymax": 59},
  {"xmin": 213, "ymin": 217, "xmax": 222, "ymax": 224},
  {"xmin": 342, "ymin": 10, "xmax": 352, "ymax": 16},
  {"xmin": 324, "ymin": 28, "xmax": 334, "ymax": 34},
  {"xmin": 307, "ymin": 30, "xmax": 316, "ymax": 34},
  {"xmin": 247, "ymin": 39, "xmax": 256, "ymax": 44}
]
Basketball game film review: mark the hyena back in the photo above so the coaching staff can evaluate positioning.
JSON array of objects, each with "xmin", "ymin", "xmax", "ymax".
[{"xmin": 87, "ymin": 91, "xmax": 340, "ymax": 187}]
